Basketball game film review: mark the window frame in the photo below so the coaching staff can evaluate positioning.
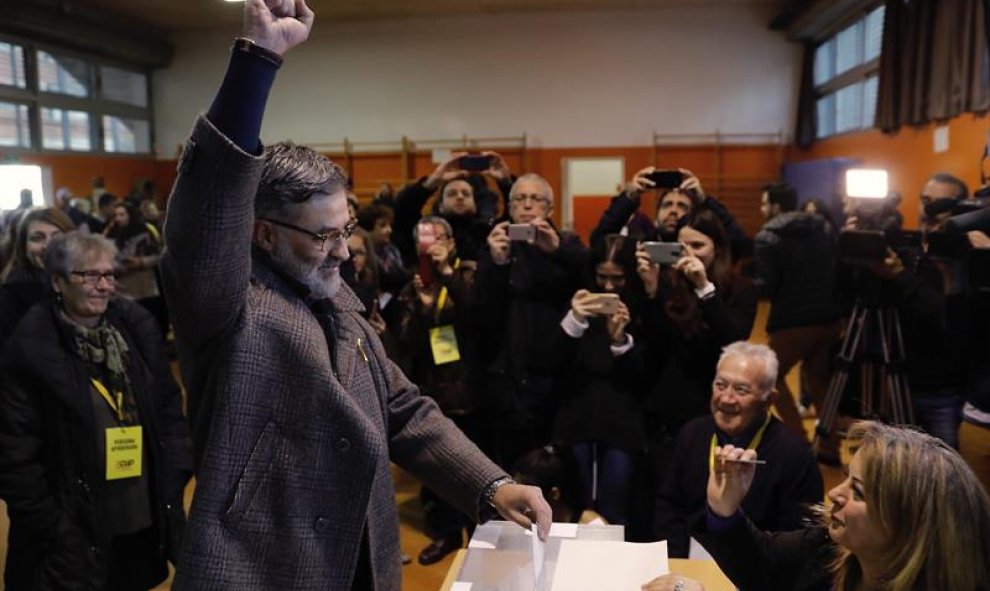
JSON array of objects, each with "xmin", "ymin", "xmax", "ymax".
[
  {"xmin": 0, "ymin": 33, "xmax": 154, "ymax": 156},
  {"xmin": 813, "ymin": 3, "xmax": 885, "ymax": 140}
]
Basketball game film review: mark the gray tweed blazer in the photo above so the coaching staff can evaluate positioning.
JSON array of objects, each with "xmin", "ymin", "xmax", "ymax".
[{"xmin": 161, "ymin": 117, "xmax": 505, "ymax": 590}]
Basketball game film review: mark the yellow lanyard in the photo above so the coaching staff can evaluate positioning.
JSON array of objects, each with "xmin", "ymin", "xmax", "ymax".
[
  {"xmin": 709, "ymin": 412, "xmax": 772, "ymax": 472},
  {"xmin": 91, "ymin": 378, "xmax": 125, "ymax": 422},
  {"xmin": 434, "ymin": 258, "xmax": 460, "ymax": 324}
]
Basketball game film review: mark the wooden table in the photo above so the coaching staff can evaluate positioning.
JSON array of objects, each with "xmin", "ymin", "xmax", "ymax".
[{"xmin": 440, "ymin": 550, "xmax": 735, "ymax": 591}]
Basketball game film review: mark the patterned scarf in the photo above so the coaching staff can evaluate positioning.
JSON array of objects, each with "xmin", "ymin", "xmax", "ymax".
[{"xmin": 65, "ymin": 311, "xmax": 139, "ymax": 424}]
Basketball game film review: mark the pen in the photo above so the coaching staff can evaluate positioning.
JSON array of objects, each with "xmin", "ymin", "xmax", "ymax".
[{"xmin": 723, "ymin": 458, "xmax": 767, "ymax": 465}]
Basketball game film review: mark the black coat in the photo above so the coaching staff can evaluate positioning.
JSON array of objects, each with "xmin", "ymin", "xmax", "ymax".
[
  {"xmin": 693, "ymin": 514, "xmax": 834, "ymax": 591},
  {"xmin": 0, "ymin": 266, "xmax": 52, "ymax": 348},
  {"xmin": 641, "ymin": 277, "xmax": 759, "ymax": 431},
  {"xmin": 475, "ymin": 234, "xmax": 588, "ymax": 396},
  {"xmin": 0, "ymin": 298, "xmax": 193, "ymax": 590},
  {"xmin": 754, "ymin": 211, "xmax": 840, "ymax": 332},
  {"xmin": 550, "ymin": 317, "xmax": 647, "ymax": 452}
]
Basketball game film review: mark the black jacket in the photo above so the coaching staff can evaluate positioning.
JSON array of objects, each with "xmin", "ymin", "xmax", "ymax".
[
  {"xmin": 475, "ymin": 231, "xmax": 588, "ymax": 421},
  {"xmin": 0, "ymin": 266, "xmax": 52, "ymax": 348},
  {"xmin": 549, "ymin": 315, "xmax": 646, "ymax": 452},
  {"xmin": 0, "ymin": 298, "xmax": 193, "ymax": 590},
  {"xmin": 641, "ymin": 277, "xmax": 759, "ymax": 430},
  {"xmin": 755, "ymin": 211, "xmax": 841, "ymax": 332}
]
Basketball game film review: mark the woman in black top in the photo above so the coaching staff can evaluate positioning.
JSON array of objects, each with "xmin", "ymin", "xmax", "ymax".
[
  {"xmin": 644, "ymin": 422, "xmax": 990, "ymax": 591},
  {"xmin": 636, "ymin": 209, "xmax": 758, "ymax": 490},
  {"xmin": 0, "ymin": 207, "xmax": 75, "ymax": 346},
  {"xmin": 551, "ymin": 234, "xmax": 645, "ymax": 527}
]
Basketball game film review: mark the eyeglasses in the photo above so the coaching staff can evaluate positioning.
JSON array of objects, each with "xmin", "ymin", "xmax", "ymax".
[
  {"xmin": 510, "ymin": 193, "xmax": 551, "ymax": 205},
  {"xmin": 260, "ymin": 217, "xmax": 358, "ymax": 252},
  {"xmin": 70, "ymin": 270, "xmax": 119, "ymax": 285}
]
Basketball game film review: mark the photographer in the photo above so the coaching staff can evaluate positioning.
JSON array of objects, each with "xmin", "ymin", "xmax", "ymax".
[
  {"xmin": 397, "ymin": 216, "xmax": 487, "ymax": 565},
  {"xmin": 636, "ymin": 209, "xmax": 758, "ymax": 493},
  {"xmin": 590, "ymin": 167, "xmax": 751, "ymax": 262},
  {"xmin": 392, "ymin": 151, "xmax": 509, "ymax": 265},
  {"xmin": 550, "ymin": 235, "xmax": 645, "ymax": 528},
  {"xmin": 475, "ymin": 173, "xmax": 588, "ymax": 468},
  {"xmin": 838, "ymin": 187, "xmax": 970, "ymax": 448}
]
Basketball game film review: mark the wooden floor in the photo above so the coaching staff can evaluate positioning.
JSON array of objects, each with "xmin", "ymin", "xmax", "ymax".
[{"xmin": 0, "ymin": 301, "xmax": 846, "ymax": 590}]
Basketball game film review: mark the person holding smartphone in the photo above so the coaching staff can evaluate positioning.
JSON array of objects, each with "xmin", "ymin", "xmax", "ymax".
[
  {"xmin": 550, "ymin": 234, "xmax": 646, "ymax": 529},
  {"xmin": 476, "ymin": 173, "xmax": 588, "ymax": 469},
  {"xmin": 590, "ymin": 166, "xmax": 751, "ymax": 262},
  {"xmin": 392, "ymin": 151, "xmax": 510, "ymax": 265},
  {"xmin": 635, "ymin": 209, "xmax": 758, "ymax": 500},
  {"xmin": 396, "ymin": 216, "xmax": 489, "ymax": 565}
]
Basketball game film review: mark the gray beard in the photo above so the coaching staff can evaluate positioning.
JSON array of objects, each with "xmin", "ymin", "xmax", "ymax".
[{"xmin": 271, "ymin": 241, "xmax": 340, "ymax": 300}]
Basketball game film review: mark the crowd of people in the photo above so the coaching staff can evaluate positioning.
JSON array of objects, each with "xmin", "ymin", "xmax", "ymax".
[{"xmin": 0, "ymin": 0, "xmax": 988, "ymax": 589}]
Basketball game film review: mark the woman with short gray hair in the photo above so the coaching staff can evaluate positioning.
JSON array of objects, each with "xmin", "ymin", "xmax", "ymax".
[{"xmin": 0, "ymin": 231, "xmax": 192, "ymax": 590}]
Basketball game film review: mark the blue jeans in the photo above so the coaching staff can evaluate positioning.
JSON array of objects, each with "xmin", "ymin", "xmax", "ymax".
[
  {"xmin": 913, "ymin": 393, "xmax": 964, "ymax": 449},
  {"xmin": 571, "ymin": 441, "xmax": 634, "ymax": 525}
]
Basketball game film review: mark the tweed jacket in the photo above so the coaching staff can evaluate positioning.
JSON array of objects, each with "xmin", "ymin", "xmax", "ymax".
[{"xmin": 161, "ymin": 116, "xmax": 506, "ymax": 590}]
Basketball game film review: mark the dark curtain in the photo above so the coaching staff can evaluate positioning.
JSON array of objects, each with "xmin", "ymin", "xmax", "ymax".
[
  {"xmin": 877, "ymin": 0, "xmax": 989, "ymax": 133},
  {"xmin": 795, "ymin": 40, "xmax": 818, "ymax": 149}
]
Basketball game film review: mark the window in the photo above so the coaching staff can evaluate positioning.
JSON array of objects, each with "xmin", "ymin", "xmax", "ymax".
[
  {"xmin": 0, "ymin": 42, "xmax": 26, "ymax": 88},
  {"xmin": 0, "ymin": 37, "xmax": 153, "ymax": 154},
  {"xmin": 103, "ymin": 115, "xmax": 150, "ymax": 153},
  {"xmin": 41, "ymin": 108, "xmax": 92, "ymax": 151},
  {"xmin": 0, "ymin": 101, "xmax": 30, "ymax": 148},
  {"xmin": 814, "ymin": 4, "xmax": 885, "ymax": 138},
  {"xmin": 100, "ymin": 66, "xmax": 148, "ymax": 107},
  {"xmin": 38, "ymin": 51, "xmax": 90, "ymax": 97}
]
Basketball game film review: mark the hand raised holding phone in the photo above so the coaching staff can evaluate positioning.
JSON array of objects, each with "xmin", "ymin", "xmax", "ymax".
[
  {"xmin": 635, "ymin": 242, "xmax": 660, "ymax": 299},
  {"xmin": 570, "ymin": 290, "xmax": 621, "ymax": 322},
  {"xmin": 606, "ymin": 300, "xmax": 631, "ymax": 345}
]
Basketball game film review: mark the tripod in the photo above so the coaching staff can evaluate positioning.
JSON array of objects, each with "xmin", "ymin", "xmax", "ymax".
[{"xmin": 815, "ymin": 299, "xmax": 914, "ymax": 446}]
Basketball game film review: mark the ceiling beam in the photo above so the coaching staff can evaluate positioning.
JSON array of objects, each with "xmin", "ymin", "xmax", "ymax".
[{"xmin": 0, "ymin": 0, "xmax": 173, "ymax": 68}]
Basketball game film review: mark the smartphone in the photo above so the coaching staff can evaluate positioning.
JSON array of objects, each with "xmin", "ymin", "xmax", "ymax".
[
  {"xmin": 417, "ymin": 221, "xmax": 437, "ymax": 255},
  {"xmin": 508, "ymin": 223, "xmax": 536, "ymax": 241},
  {"xmin": 643, "ymin": 241, "xmax": 684, "ymax": 265},
  {"xmin": 418, "ymin": 254, "xmax": 435, "ymax": 288},
  {"xmin": 838, "ymin": 230, "xmax": 887, "ymax": 262},
  {"xmin": 459, "ymin": 154, "xmax": 493, "ymax": 172},
  {"xmin": 645, "ymin": 169, "xmax": 684, "ymax": 189},
  {"xmin": 587, "ymin": 292, "xmax": 622, "ymax": 314}
]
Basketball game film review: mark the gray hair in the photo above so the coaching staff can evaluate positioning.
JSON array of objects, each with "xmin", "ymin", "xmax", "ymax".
[
  {"xmin": 718, "ymin": 341, "xmax": 779, "ymax": 396},
  {"xmin": 510, "ymin": 173, "xmax": 555, "ymax": 205},
  {"xmin": 255, "ymin": 141, "xmax": 349, "ymax": 219},
  {"xmin": 412, "ymin": 216, "xmax": 453, "ymax": 242},
  {"xmin": 44, "ymin": 232, "xmax": 118, "ymax": 281}
]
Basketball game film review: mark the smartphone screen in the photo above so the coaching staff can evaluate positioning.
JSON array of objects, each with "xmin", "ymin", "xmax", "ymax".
[{"xmin": 417, "ymin": 222, "xmax": 437, "ymax": 255}]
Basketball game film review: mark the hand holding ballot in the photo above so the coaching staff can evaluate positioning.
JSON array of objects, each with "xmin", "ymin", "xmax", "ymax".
[{"xmin": 492, "ymin": 483, "xmax": 553, "ymax": 541}]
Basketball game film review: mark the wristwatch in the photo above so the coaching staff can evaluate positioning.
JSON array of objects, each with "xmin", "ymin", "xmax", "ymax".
[
  {"xmin": 481, "ymin": 475, "xmax": 516, "ymax": 508},
  {"xmin": 232, "ymin": 37, "xmax": 284, "ymax": 68}
]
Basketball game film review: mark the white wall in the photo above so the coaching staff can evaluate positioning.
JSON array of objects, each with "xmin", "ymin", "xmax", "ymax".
[{"xmin": 153, "ymin": 4, "xmax": 801, "ymax": 159}]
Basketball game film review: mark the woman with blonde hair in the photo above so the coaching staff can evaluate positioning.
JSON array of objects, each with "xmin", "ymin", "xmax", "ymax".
[{"xmin": 643, "ymin": 421, "xmax": 990, "ymax": 591}]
